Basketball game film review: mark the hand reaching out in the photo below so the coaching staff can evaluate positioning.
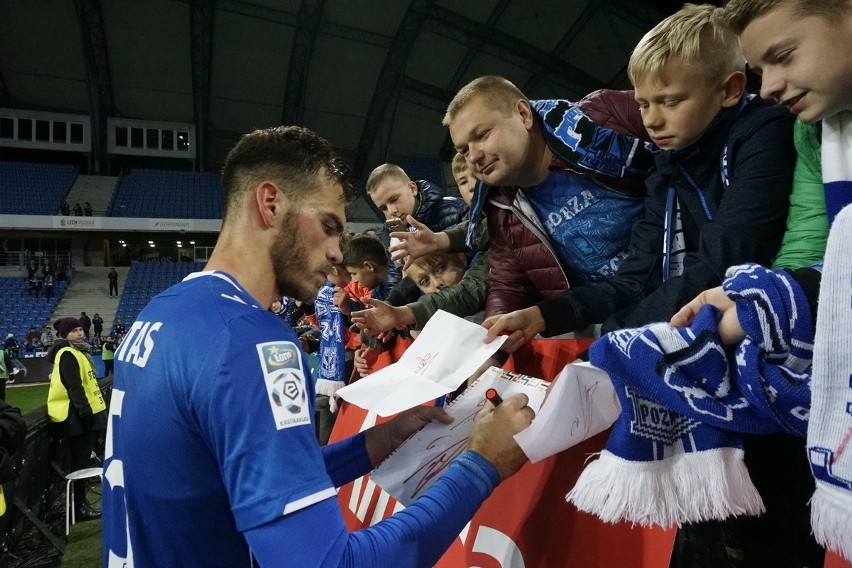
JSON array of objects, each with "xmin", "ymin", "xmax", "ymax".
[
  {"xmin": 350, "ymin": 298, "xmax": 415, "ymax": 335},
  {"xmin": 388, "ymin": 216, "xmax": 449, "ymax": 271},
  {"xmin": 481, "ymin": 306, "xmax": 546, "ymax": 353},
  {"xmin": 671, "ymin": 286, "xmax": 745, "ymax": 345}
]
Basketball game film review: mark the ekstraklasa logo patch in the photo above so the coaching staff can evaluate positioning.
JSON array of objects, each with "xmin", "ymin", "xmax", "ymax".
[{"xmin": 256, "ymin": 341, "xmax": 310, "ymax": 430}]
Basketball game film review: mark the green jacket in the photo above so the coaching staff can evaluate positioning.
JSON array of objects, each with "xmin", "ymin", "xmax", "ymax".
[{"xmin": 772, "ymin": 120, "xmax": 827, "ymax": 269}]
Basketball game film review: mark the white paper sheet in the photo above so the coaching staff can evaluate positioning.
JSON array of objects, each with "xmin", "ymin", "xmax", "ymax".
[
  {"xmin": 514, "ymin": 362, "xmax": 621, "ymax": 463},
  {"xmin": 371, "ymin": 367, "xmax": 549, "ymax": 506},
  {"xmin": 336, "ymin": 310, "xmax": 506, "ymax": 416}
]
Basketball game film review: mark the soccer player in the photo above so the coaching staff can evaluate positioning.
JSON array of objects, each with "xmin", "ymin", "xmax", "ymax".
[{"xmin": 102, "ymin": 125, "xmax": 533, "ymax": 567}]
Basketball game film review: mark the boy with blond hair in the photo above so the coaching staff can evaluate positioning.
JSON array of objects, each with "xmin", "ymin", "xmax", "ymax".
[
  {"xmin": 366, "ymin": 162, "xmax": 468, "ymax": 302},
  {"xmin": 366, "ymin": 163, "xmax": 467, "ymax": 232}
]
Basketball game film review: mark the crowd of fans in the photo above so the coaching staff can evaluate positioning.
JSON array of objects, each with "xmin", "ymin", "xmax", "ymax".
[
  {"xmin": 58, "ymin": 201, "xmax": 93, "ymax": 216},
  {"xmin": 25, "ymin": 258, "xmax": 68, "ymax": 299}
]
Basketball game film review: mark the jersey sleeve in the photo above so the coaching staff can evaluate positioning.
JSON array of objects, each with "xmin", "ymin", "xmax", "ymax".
[{"xmin": 196, "ymin": 312, "xmax": 336, "ymax": 532}]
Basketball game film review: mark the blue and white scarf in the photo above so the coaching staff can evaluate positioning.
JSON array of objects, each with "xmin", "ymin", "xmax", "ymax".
[
  {"xmin": 822, "ymin": 111, "xmax": 852, "ymax": 226},
  {"xmin": 568, "ymin": 263, "xmax": 814, "ymax": 527},
  {"xmin": 808, "ymin": 204, "xmax": 852, "ymax": 562},
  {"xmin": 465, "ymin": 99, "xmax": 654, "ymax": 249},
  {"xmin": 314, "ymin": 282, "xmax": 346, "ymax": 399}
]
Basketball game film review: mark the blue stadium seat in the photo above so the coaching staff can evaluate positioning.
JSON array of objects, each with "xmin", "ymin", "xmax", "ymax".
[
  {"xmin": 0, "ymin": 161, "xmax": 78, "ymax": 215},
  {"xmin": 109, "ymin": 169, "xmax": 223, "ymax": 219}
]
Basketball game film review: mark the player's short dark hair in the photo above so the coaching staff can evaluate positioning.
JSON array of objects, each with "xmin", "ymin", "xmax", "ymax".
[{"xmin": 221, "ymin": 126, "xmax": 356, "ymax": 222}]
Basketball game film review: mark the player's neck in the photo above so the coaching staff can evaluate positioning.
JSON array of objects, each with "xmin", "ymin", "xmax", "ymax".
[{"xmin": 206, "ymin": 235, "xmax": 276, "ymax": 308}]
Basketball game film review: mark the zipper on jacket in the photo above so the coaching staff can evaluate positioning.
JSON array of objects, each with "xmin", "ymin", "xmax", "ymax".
[{"xmin": 490, "ymin": 193, "xmax": 570, "ymax": 289}]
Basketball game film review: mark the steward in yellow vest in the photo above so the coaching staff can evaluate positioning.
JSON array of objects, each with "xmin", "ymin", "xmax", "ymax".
[{"xmin": 47, "ymin": 317, "xmax": 107, "ymax": 521}]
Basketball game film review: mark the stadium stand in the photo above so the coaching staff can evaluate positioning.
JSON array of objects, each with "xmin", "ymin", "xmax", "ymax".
[
  {"xmin": 112, "ymin": 261, "xmax": 206, "ymax": 335},
  {"xmin": 0, "ymin": 161, "xmax": 77, "ymax": 215},
  {"xmin": 109, "ymin": 169, "xmax": 223, "ymax": 218},
  {"xmin": 0, "ymin": 277, "xmax": 68, "ymax": 341}
]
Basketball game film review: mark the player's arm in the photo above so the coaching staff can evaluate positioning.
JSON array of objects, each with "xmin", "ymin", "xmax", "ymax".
[{"xmin": 246, "ymin": 395, "xmax": 533, "ymax": 568}]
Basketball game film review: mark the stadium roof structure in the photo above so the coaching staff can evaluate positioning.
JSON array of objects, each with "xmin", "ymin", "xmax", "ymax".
[{"xmin": 0, "ymin": 0, "xmax": 695, "ymax": 219}]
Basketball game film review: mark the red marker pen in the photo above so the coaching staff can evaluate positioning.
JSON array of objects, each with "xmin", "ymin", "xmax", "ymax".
[{"xmin": 485, "ymin": 388, "xmax": 503, "ymax": 407}]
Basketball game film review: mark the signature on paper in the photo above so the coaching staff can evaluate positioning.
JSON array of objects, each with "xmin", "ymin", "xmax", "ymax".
[
  {"xmin": 413, "ymin": 351, "xmax": 440, "ymax": 376},
  {"xmin": 569, "ymin": 380, "xmax": 599, "ymax": 439},
  {"xmin": 404, "ymin": 404, "xmax": 481, "ymax": 498}
]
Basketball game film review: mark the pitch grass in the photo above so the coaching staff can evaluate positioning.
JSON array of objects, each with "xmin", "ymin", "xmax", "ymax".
[
  {"xmin": 6, "ymin": 383, "xmax": 49, "ymax": 414},
  {"xmin": 65, "ymin": 478, "xmax": 103, "ymax": 565},
  {"xmin": 6, "ymin": 384, "xmax": 103, "ymax": 565}
]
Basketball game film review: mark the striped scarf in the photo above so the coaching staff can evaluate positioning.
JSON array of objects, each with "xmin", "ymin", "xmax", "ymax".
[{"xmin": 568, "ymin": 263, "xmax": 814, "ymax": 527}]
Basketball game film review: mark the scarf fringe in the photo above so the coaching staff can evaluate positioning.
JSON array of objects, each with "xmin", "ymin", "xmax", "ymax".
[
  {"xmin": 811, "ymin": 483, "xmax": 852, "ymax": 563},
  {"xmin": 315, "ymin": 379, "xmax": 345, "ymax": 397},
  {"xmin": 566, "ymin": 448, "xmax": 765, "ymax": 527}
]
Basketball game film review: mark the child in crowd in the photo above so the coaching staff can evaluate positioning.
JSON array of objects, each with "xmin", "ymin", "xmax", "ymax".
[
  {"xmin": 718, "ymin": 0, "xmax": 852, "ymax": 269},
  {"xmin": 482, "ymin": 5, "xmax": 795, "ymax": 352},
  {"xmin": 342, "ymin": 235, "xmax": 391, "ymax": 302},
  {"xmin": 342, "ymin": 235, "xmax": 394, "ymax": 379},
  {"xmin": 406, "ymin": 250, "xmax": 484, "ymax": 326},
  {"xmin": 353, "ymin": 154, "xmax": 490, "ymax": 336},
  {"xmin": 366, "ymin": 163, "xmax": 468, "ymax": 295},
  {"xmin": 406, "ymin": 252, "xmax": 467, "ymax": 296},
  {"xmin": 354, "ymin": 250, "xmax": 477, "ymax": 376},
  {"xmin": 366, "ymin": 163, "xmax": 468, "ymax": 246}
]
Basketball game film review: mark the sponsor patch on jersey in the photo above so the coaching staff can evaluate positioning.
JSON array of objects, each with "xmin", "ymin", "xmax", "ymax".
[{"xmin": 256, "ymin": 341, "xmax": 310, "ymax": 430}]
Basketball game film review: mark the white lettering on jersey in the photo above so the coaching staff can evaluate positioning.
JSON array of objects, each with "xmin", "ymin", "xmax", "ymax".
[
  {"xmin": 544, "ymin": 190, "xmax": 600, "ymax": 231},
  {"xmin": 116, "ymin": 321, "xmax": 162, "ymax": 368},
  {"xmin": 104, "ymin": 388, "xmax": 135, "ymax": 567}
]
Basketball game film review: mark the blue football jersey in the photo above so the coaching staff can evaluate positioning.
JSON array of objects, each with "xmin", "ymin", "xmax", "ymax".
[{"xmin": 102, "ymin": 271, "xmax": 335, "ymax": 567}]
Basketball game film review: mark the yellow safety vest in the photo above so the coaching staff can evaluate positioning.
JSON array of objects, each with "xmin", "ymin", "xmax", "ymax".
[
  {"xmin": 0, "ymin": 486, "xmax": 5, "ymax": 516},
  {"xmin": 48, "ymin": 347, "xmax": 106, "ymax": 423}
]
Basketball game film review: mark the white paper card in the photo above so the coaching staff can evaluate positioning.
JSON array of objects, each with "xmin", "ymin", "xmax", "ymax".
[
  {"xmin": 514, "ymin": 362, "xmax": 621, "ymax": 463},
  {"xmin": 371, "ymin": 367, "xmax": 549, "ymax": 506},
  {"xmin": 337, "ymin": 310, "xmax": 506, "ymax": 416}
]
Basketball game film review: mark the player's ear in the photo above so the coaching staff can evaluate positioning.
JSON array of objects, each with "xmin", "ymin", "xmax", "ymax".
[{"xmin": 255, "ymin": 181, "xmax": 285, "ymax": 228}]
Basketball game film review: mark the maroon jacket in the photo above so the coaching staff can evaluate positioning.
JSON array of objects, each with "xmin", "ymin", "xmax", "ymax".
[{"xmin": 485, "ymin": 89, "xmax": 651, "ymax": 318}]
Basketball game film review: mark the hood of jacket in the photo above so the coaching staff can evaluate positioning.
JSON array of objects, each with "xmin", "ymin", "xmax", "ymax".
[{"xmin": 47, "ymin": 338, "xmax": 72, "ymax": 364}]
